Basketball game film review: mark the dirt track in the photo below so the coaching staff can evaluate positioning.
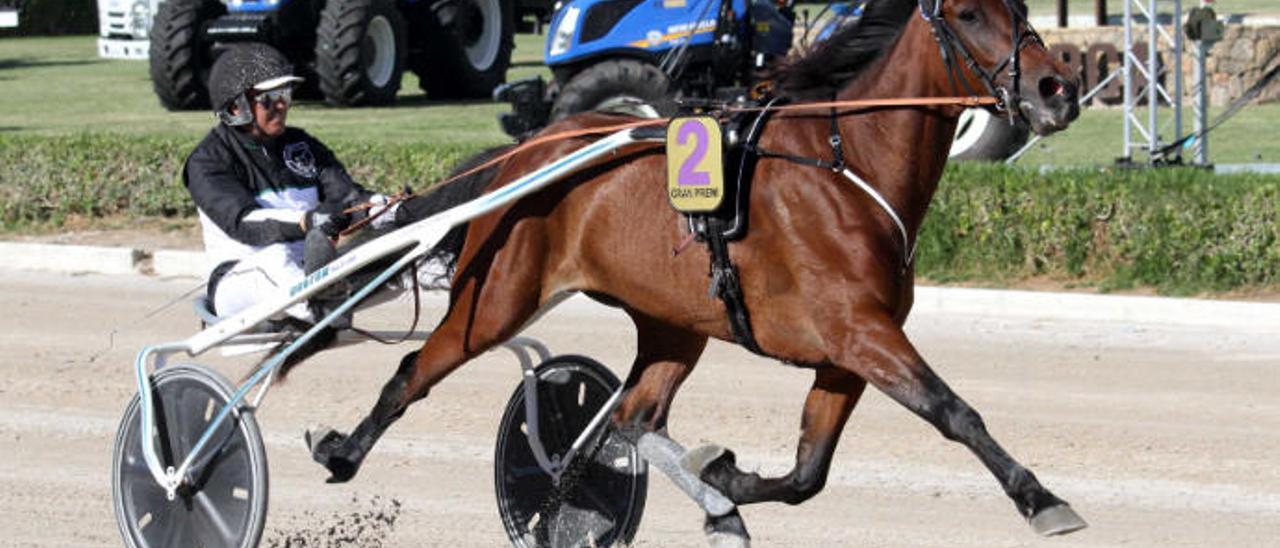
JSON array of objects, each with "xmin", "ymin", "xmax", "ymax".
[{"xmin": 1, "ymin": 269, "xmax": 1277, "ymax": 547}]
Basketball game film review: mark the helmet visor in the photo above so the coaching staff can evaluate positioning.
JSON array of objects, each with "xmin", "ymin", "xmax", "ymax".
[{"xmin": 253, "ymin": 75, "xmax": 305, "ymax": 92}]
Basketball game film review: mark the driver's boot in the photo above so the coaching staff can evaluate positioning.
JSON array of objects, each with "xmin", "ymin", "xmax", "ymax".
[{"xmin": 303, "ymin": 229, "xmax": 352, "ymax": 330}]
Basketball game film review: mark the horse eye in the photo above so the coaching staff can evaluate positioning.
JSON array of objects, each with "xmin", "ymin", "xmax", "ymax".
[{"xmin": 957, "ymin": 9, "xmax": 979, "ymax": 23}]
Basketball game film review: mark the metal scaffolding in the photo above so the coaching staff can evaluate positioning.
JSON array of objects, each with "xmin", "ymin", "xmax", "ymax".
[{"xmin": 1121, "ymin": 0, "xmax": 1188, "ymax": 165}]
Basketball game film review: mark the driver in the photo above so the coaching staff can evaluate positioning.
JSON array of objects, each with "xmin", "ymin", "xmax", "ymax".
[{"xmin": 184, "ymin": 43, "xmax": 398, "ymax": 328}]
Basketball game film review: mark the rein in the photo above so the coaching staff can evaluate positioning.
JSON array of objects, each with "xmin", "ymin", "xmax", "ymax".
[{"xmin": 338, "ymin": 95, "xmax": 998, "ymax": 238}]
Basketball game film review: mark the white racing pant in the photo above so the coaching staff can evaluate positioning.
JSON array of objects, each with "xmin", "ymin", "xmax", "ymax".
[
  {"xmin": 212, "ymin": 242, "xmax": 314, "ymax": 323},
  {"xmin": 210, "ymin": 242, "xmax": 453, "ymax": 324}
]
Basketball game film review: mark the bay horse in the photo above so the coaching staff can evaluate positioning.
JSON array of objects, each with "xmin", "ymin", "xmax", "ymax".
[{"xmin": 310, "ymin": 0, "xmax": 1084, "ymax": 541}]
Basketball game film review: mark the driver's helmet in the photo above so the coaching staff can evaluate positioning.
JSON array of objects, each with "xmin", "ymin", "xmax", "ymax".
[{"xmin": 208, "ymin": 43, "xmax": 304, "ymax": 126}]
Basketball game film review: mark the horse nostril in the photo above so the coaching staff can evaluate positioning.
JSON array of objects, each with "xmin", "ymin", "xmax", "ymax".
[
  {"xmin": 1034, "ymin": 74, "xmax": 1075, "ymax": 101},
  {"xmin": 1038, "ymin": 76, "xmax": 1069, "ymax": 99}
]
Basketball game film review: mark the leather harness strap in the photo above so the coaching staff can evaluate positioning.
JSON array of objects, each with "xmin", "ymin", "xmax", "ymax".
[{"xmin": 703, "ymin": 217, "xmax": 765, "ymax": 356}]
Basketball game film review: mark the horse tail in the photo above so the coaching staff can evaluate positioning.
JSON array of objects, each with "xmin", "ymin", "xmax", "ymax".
[{"xmin": 397, "ymin": 144, "xmax": 514, "ymax": 284}]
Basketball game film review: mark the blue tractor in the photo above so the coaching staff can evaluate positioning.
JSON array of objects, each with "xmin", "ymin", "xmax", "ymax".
[
  {"xmin": 499, "ymin": 0, "xmax": 809, "ymax": 135},
  {"xmin": 499, "ymin": 0, "xmax": 1027, "ymax": 160},
  {"xmin": 149, "ymin": 0, "xmax": 552, "ymax": 108}
]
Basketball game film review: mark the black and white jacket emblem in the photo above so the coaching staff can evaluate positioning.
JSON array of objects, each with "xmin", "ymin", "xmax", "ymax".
[{"xmin": 283, "ymin": 141, "xmax": 318, "ymax": 178}]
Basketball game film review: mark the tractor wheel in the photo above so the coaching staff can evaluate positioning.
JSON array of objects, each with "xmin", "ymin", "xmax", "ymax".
[
  {"xmin": 949, "ymin": 108, "xmax": 1031, "ymax": 161},
  {"xmin": 549, "ymin": 60, "xmax": 673, "ymax": 122},
  {"xmin": 149, "ymin": 0, "xmax": 223, "ymax": 110},
  {"xmin": 418, "ymin": 0, "xmax": 514, "ymax": 99},
  {"xmin": 315, "ymin": 0, "xmax": 407, "ymax": 106}
]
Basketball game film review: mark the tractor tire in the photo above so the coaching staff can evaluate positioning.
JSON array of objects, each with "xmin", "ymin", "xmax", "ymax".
[
  {"xmin": 418, "ymin": 0, "xmax": 514, "ymax": 99},
  {"xmin": 149, "ymin": 0, "xmax": 223, "ymax": 110},
  {"xmin": 549, "ymin": 60, "xmax": 673, "ymax": 122},
  {"xmin": 315, "ymin": 0, "xmax": 407, "ymax": 106},
  {"xmin": 949, "ymin": 108, "xmax": 1030, "ymax": 161}
]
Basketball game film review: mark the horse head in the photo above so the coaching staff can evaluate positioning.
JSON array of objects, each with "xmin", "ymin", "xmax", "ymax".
[{"xmin": 919, "ymin": 0, "xmax": 1079, "ymax": 134}]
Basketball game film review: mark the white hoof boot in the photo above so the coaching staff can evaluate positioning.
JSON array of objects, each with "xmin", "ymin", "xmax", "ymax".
[
  {"xmin": 681, "ymin": 444, "xmax": 727, "ymax": 476},
  {"xmin": 1029, "ymin": 504, "xmax": 1088, "ymax": 536},
  {"xmin": 304, "ymin": 425, "xmax": 337, "ymax": 453}
]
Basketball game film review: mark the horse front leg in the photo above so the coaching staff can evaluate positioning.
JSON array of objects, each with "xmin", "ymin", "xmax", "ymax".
[
  {"xmin": 690, "ymin": 367, "xmax": 867, "ymax": 505},
  {"xmin": 835, "ymin": 316, "xmax": 1088, "ymax": 536},
  {"xmin": 608, "ymin": 313, "xmax": 751, "ymax": 546}
]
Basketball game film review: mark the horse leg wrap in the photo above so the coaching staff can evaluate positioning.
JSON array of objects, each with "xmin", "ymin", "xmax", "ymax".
[{"xmin": 636, "ymin": 432, "xmax": 737, "ymax": 517}]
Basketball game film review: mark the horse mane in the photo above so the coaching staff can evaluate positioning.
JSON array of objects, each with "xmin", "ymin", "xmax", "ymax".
[{"xmin": 773, "ymin": 0, "xmax": 919, "ymax": 99}]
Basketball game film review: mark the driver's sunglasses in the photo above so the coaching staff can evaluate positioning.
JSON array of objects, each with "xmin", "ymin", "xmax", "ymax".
[{"xmin": 251, "ymin": 86, "xmax": 293, "ymax": 107}]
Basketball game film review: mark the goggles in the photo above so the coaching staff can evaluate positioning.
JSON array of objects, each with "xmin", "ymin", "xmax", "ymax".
[{"xmin": 250, "ymin": 86, "xmax": 293, "ymax": 107}]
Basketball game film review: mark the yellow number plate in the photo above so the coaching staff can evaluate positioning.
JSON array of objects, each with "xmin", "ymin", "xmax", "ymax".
[{"xmin": 666, "ymin": 116, "xmax": 725, "ymax": 213}]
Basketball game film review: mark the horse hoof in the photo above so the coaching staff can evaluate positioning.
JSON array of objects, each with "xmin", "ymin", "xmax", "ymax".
[
  {"xmin": 305, "ymin": 425, "xmax": 342, "ymax": 458},
  {"xmin": 680, "ymin": 444, "xmax": 728, "ymax": 476},
  {"xmin": 706, "ymin": 532, "xmax": 751, "ymax": 548},
  {"xmin": 1029, "ymin": 504, "xmax": 1088, "ymax": 536},
  {"xmin": 305, "ymin": 426, "xmax": 360, "ymax": 483},
  {"xmin": 704, "ymin": 509, "xmax": 750, "ymax": 548}
]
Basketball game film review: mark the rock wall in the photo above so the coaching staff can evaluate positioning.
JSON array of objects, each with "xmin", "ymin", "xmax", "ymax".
[{"xmin": 1040, "ymin": 25, "xmax": 1280, "ymax": 106}]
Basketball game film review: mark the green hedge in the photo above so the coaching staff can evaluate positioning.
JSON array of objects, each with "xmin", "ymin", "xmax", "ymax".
[
  {"xmin": 0, "ymin": 133, "xmax": 485, "ymax": 227},
  {"xmin": 920, "ymin": 163, "xmax": 1280, "ymax": 294},
  {"xmin": 2, "ymin": 133, "xmax": 1278, "ymax": 295}
]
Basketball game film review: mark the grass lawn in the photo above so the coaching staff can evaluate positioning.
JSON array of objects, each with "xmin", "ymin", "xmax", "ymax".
[
  {"xmin": 0, "ymin": 34, "xmax": 551, "ymax": 146},
  {"xmin": 1015, "ymin": 102, "xmax": 1280, "ymax": 165},
  {"xmin": 1, "ymin": 33, "xmax": 1278, "ymax": 165}
]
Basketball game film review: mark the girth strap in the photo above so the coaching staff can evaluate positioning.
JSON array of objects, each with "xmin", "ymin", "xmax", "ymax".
[{"xmin": 703, "ymin": 217, "xmax": 766, "ymax": 356}]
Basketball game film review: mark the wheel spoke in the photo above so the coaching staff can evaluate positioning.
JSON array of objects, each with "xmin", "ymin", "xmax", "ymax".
[
  {"xmin": 191, "ymin": 422, "xmax": 248, "ymax": 490},
  {"xmin": 193, "ymin": 490, "xmax": 242, "ymax": 546},
  {"xmin": 153, "ymin": 503, "xmax": 188, "ymax": 548},
  {"xmin": 162, "ymin": 383, "xmax": 196, "ymax": 459},
  {"xmin": 571, "ymin": 478, "xmax": 620, "ymax": 525}
]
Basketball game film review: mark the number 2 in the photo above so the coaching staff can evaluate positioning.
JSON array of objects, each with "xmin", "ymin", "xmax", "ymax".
[{"xmin": 677, "ymin": 120, "xmax": 710, "ymax": 187}]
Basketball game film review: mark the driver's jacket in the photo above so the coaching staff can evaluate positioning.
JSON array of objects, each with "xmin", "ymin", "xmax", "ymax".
[{"xmin": 183, "ymin": 124, "xmax": 373, "ymax": 272}]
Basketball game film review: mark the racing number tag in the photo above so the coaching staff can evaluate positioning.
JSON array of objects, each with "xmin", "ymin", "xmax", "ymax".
[{"xmin": 666, "ymin": 116, "xmax": 725, "ymax": 213}]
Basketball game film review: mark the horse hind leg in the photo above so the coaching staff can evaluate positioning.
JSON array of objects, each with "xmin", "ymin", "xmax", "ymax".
[
  {"xmin": 689, "ymin": 367, "xmax": 867, "ymax": 506},
  {"xmin": 836, "ymin": 317, "xmax": 1087, "ymax": 536},
  {"xmin": 308, "ymin": 265, "xmax": 545, "ymax": 483}
]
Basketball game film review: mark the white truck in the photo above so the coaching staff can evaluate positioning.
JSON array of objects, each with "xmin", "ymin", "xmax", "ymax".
[
  {"xmin": 1, "ymin": 0, "xmax": 20, "ymax": 28},
  {"xmin": 96, "ymin": 0, "xmax": 162, "ymax": 59}
]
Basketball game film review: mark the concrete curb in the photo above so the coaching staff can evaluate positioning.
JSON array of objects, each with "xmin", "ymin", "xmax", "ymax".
[
  {"xmin": 0, "ymin": 242, "xmax": 143, "ymax": 276},
  {"xmin": 2, "ymin": 241, "xmax": 1277, "ymax": 330},
  {"xmin": 912, "ymin": 286, "xmax": 1280, "ymax": 331}
]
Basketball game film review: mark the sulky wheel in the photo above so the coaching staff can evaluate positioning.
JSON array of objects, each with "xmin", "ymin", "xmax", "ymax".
[
  {"xmin": 315, "ymin": 0, "xmax": 408, "ymax": 106},
  {"xmin": 494, "ymin": 355, "xmax": 647, "ymax": 548},
  {"xmin": 112, "ymin": 363, "xmax": 268, "ymax": 548}
]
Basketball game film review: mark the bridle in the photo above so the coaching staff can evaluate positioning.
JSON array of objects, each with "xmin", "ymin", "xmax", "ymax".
[{"xmin": 918, "ymin": 0, "xmax": 1042, "ymax": 118}]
